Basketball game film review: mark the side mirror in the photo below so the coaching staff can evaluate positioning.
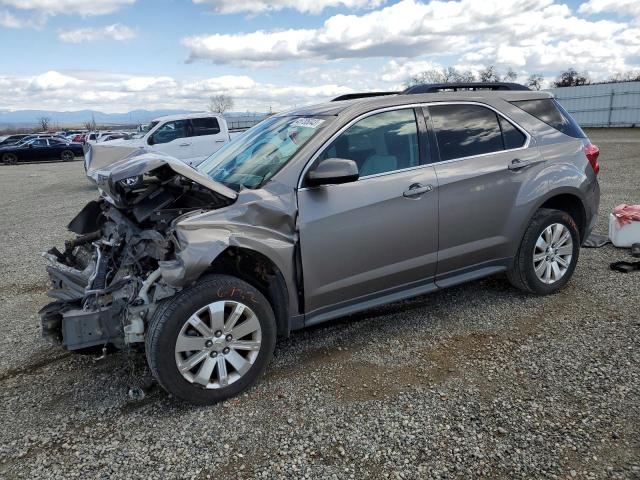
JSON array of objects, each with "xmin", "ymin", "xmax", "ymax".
[
  {"xmin": 147, "ymin": 135, "xmax": 155, "ymax": 146},
  {"xmin": 306, "ymin": 158, "xmax": 359, "ymax": 187}
]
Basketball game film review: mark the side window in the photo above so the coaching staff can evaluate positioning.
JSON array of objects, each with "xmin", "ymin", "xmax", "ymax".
[
  {"xmin": 191, "ymin": 117, "xmax": 221, "ymax": 136},
  {"xmin": 499, "ymin": 116, "xmax": 526, "ymax": 149},
  {"xmin": 430, "ymin": 104, "xmax": 503, "ymax": 161},
  {"xmin": 32, "ymin": 139, "xmax": 47, "ymax": 147},
  {"xmin": 511, "ymin": 98, "xmax": 586, "ymax": 139},
  {"xmin": 152, "ymin": 120, "xmax": 188, "ymax": 144},
  {"xmin": 317, "ymin": 109, "xmax": 420, "ymax": 177}
]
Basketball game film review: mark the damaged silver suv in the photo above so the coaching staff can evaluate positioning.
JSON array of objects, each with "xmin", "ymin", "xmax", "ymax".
[{"xmin": 41, "ymin": 83, "xmax": 600, "ymax": 405}]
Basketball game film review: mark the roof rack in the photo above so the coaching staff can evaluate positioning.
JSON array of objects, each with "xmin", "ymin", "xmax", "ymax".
[
  {"xmin": 331, "ymin": 91, "xmax": 399, "ymax": 102},
  {"xmin": 402, "ymin": 82, "xmax": 530, "ymax": 94}
]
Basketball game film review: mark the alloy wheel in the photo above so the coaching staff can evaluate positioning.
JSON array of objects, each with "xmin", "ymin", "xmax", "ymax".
[
  {"xmin": 3, "ymin": 153, "xmax": 17, "ymax": 165},
  {"xmin": 61, "ymin": 150, "xmax": 74, "ymax": 162},
  {"xmin": 533, "ymin": 223, "xmax": 573, "ymax": 284},
  {"xmin": 174, "ymin": 301, "xmax": 262, "ymax": 389}
]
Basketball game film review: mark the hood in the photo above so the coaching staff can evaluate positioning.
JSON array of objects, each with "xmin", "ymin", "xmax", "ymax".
[{"xmin": 85, "ymin": 143, "xmax": 237, "ymax": 201}]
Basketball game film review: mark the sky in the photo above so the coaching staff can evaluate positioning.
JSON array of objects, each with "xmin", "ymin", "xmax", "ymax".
[{"xmin": 0, "ymin": 0, "xmax": 638, "ymax": 113}]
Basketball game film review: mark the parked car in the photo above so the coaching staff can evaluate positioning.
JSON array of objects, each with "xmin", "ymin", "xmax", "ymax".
[
  {"xmin": 41, "ymin": 83, "xmax": 600, "ymax": 404},
  {"xmin": 1, "ymin": 137, "xmax": 84, "ymax": 164},
  {"xmin": 0, "ymin": 134, "xmax": 29, "ymax": 146},
  {"xmin": 97, "ymin": 132, "xmax": 132, "ymax": 142},
  {"xmin": 96, "ymin": 112, "xmax": 232, "ymax": 168}
]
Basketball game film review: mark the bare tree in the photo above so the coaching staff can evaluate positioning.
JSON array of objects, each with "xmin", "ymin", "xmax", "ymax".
[
  {"xmin": 406, "ymin": 67, "xmax": 477, "ymax": 87},
  {"xmin": 478, "ymin": 65, "xmax": 500, "ymax": 82},
  {"xmin": 503, "ymin": 67, "xmax": 518, "ymax": 82},
  {"xmin": 38, "ymin": 116, "xmax": 51, "ymax": 132},
  {"xmin": 209, "ymin": 94, "xmax": 234, "ymax": 114},
  {"xmin": 608, "ymin": 70, "xmax": 640, "ymax": 82},
  {"xmin": 83, "ymin": 115, "xmax": 97, "ymax": 131},
  {"xmin": 554, "ymin": 68, "xmax": 590, "ymax": 87},
  {"xmin": 526, "ymin": 74, "xmax": 544, "ymax": 90}
]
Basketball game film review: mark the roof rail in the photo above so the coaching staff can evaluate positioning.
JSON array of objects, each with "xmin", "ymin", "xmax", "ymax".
[
  {"xmin": 332, "ymin": 91, "xmax": 399, "ymax": 102},
  {"xmin": 402, "ymin": 82, "xmax": 530, "ymax": 94}
]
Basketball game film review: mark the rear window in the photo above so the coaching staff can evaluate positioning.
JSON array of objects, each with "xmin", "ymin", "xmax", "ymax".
[
  {"xmin": 511, "ymin": 98, "xmax": 585, "ymax": 138},
  {"xmin": 191, "ymin": 117, "xmax": 221, "ymax": 136}
]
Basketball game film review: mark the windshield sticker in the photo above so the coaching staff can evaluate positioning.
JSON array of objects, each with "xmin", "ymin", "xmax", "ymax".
[{"xmin": 290, "ymin": 118, "xmax": 325, "ymax": 129}]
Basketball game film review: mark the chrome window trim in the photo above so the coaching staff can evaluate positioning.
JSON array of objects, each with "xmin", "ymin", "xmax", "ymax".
[{"xmin": 296, "ymin": 101, "xmax": 532, "ymax": 190}]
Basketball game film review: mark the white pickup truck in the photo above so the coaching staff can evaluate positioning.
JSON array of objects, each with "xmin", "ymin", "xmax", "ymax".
[{"xmin": 104, "ymin": 112, "xmax": 235, "ymax": 168}]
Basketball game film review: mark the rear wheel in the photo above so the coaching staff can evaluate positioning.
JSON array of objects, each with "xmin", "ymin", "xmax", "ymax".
[
  {"xmin": 60, "ymin": 150, "xmax": 75, "ymax": 162},
  {"xmin": 507, "ymin": 208, "xmax": 580, "ymax": 294},
  {"xmin": 2, "ymin": 153, "xmax": 18, "ymax": 165},
  {"xmin": 146, "ymin": 274, "xmax": 276, "ymax": 405}
]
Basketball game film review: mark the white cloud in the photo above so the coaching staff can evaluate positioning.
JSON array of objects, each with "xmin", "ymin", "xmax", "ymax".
[
  {"xmin": 0, "ymin": 0, "xmax": 135, "ymax": 16},
  {"xmin": 57, "ymin": 24, "xmax": 136, "ymax": 43},
  {"xmin": 29, "ymin": 71, "xmax": 84, "ymax": 91},
  {"xmin": 380, "ymin": 59, "xmax": 442, "ymax": 83},
  {"xmin": 579, "ymin": 0, "xmax": 640, "ymax": 21},
  {"xmin": 0, "ymin": 9, "xmax": 22, "ymax": 27},
  {"xmin": 0, "ymin": 70, "xmax": 353, "ymax": 113},
  {"xmin": 182, "ymin": 0, "xmax": 638, "ymax": 81},
  {"xmin": 193, "ymin": 0, "xmax": 384, "ymax": 14}
]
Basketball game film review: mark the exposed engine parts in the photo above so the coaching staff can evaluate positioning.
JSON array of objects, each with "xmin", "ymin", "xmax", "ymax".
[{"xmin": 40, "ymin": 168, "xmax": 231, "ymax": 351}]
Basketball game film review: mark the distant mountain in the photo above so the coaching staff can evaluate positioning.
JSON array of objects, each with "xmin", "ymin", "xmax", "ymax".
[{"xmin": 0, "ymin": 109, "xmax": 196, "ymax": 127}]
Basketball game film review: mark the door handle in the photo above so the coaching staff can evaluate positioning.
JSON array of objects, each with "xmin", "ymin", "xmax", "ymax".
[
  {"xmin": 214, "ymin": 140, "xmax": 226, "ymax": 143},
  {"xmin": 403, "ymin": 183, "xmax": 433, "ymax": 197},
  {"xmin": 508, "ymin": 158, "xmax": 531, "ymax": 170},
  {"xmin": 179, "ymin": 143, "xmax": 191, "ymax": 147}
]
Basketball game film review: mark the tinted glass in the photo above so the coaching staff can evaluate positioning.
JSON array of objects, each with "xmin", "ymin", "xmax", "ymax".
[
  {"xmin": 317, "ymin": 109, "xmax": 420, "ymax": 177},
  {"xmin": 152, "ymin": 120, "xmax": 188, "ymax": 144},
  {"xmin": 499, "ymin": 116, "xmax": 526, "ymax": 149},
  {"xmin": 430, "ymin": 104, "xmax": 503, "ymax": 161},
  {"xmin": 48, "ymin": 138, "xmax": 63, "ymax": 145},
  {"xmin": 32, "ymin": 139, "xmax": 47, "ymax": 146},
  {"xmin": 191, "ymin": 117, "xmax": 221, "ymax": 136},
  {"xmin": 511, "ymin": 99, "xmax": 585, "ymax": 138}
]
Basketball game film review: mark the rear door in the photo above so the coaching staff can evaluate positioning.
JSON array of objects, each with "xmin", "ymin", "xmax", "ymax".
[
  {"xmin": 297, "ymin": 108, "xmax": 439, "ymax": 316},
  {"xmin": 425, "ymin": 102, "xmax": 544, "ymax": 282},
  {"xmin": 188, "ymin": 116, "xmax": 226, "ymax": 166}
]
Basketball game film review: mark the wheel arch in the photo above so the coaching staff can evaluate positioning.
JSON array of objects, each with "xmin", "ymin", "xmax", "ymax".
[
  {"xmin": 203, "ymin": 246, "xmax": 293, "ymax": 337},
  {"xmin": 523, "ymin": 188, "xmax": 587, "ymax": 243}
]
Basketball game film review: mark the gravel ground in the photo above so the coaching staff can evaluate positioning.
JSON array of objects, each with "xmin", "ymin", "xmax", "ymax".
[{"xmin": 0, "ymin": 129, "xmax": 638, "ymax": 479}]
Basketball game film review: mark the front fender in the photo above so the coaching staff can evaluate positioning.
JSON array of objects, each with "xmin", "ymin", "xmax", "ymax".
[{"xmin": 158, "ymin": 181, "xmax": 299, "ymax": 313}]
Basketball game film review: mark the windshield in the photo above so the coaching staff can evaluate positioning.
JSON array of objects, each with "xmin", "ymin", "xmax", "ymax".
[{"xmin": 199, "ymin": 115, "xmax": 331, "ymax": 190}]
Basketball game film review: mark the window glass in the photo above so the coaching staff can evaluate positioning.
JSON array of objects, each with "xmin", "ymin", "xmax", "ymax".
[
  {"xmin": 430, "ymin": 104, "xmax": 503, "ymax": 161},
  {"xmin": 511, "ymin": 98, "xmax": 585, "ymax": 138},
  {"xmin": 499, "ymin": 116, "xmax": 526, "ymax": 149},
  {"xmin": 31, "ymin": 139, "xmax": 47, "ymax": 147},
  {"xmin": 317, "ymin": 109, "xmax": 420, "ymax": 177},
  {"xmin": 199, "ymin": 115, "xmax": 332, "ymax": 190},
  {"xmin": 152, "ymin": 120, "xmax": 188, "ymax": 144},
  {"xmin": 191, "ymin": 117, "xmax": 221, "ymax": 136}
]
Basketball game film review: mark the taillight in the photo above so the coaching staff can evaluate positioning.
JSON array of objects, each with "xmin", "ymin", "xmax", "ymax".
[{"xmin": 584, "ymin": 143, "xmax": 600, "ymax": 174}]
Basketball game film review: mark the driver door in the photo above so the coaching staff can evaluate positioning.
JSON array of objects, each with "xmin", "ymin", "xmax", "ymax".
[
  {"xmin": 149, "ymin": 120, "xmax": 192, "ymax": 160},
  {"xmin": 297, "ymin": 108, "xmax": 439, "ymax": 318}
]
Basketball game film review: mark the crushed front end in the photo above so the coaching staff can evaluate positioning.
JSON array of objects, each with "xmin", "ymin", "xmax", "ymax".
[{"xmin": 40, "ymin": 152, "xmax": 234, "ymax": 352}]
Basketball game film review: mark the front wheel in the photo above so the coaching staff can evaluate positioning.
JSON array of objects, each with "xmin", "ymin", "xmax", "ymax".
[
  {"xmin": 507, "ymin": 208, "xmax": 580, "ymax": 295},
  {"xmin": 146, "ymin": 274, "xmax": 276, "ymax": 405}
]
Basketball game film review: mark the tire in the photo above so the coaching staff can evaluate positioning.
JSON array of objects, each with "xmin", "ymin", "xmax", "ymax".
[
  {"xmin": 507, "ymin": 208, "xmax": 580, "ymax": 295},
  {"xmin": 146, "ymin": 274, "xmax": 276, "ymax": 405},
  {"xmin": 2, "ymin": 153, "xmax": 18, "ymax": 165},
  {"xmin": 61, "ymin": 150, "xmax": 75, "ymax": 162}
]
